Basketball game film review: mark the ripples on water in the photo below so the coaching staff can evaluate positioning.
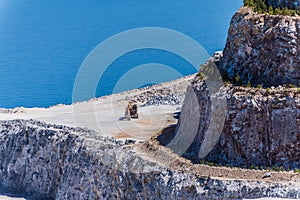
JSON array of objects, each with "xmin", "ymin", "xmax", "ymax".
[{"xmin": 0, "ymin": 0, "xmax": 242, "ymax": 108}]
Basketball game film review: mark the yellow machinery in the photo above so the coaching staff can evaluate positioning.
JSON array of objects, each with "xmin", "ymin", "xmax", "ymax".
[{"xmin": 124, "ymin": 100, "xmax": 138, "ymax": 120}]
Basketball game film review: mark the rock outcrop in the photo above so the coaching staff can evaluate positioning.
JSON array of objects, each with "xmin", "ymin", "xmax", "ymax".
[
  {"xmin": 175, "ymin": 6, "xmax": 300, "ymax": 169},
  {"xmin": 178, "ymin": 77, "xmax": 300, "ymax": 169},
  {"xmin": 1, "ymin": 120, "xmax": 300, "ymax": 199},
  {"xmin": 219, "ymin": 7, "xmax": 300, "ymax": 87}
]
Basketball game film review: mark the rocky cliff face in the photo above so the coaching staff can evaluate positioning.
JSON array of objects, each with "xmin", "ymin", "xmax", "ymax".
[
  {"xmin": 219, "ymin": 7, "xmax": 300, "ymax": 87},
  {"xmin": 175, "ymin": 6, "xmax": 300, "ymax": 169},
  {"xmin": 1, "ymin": 120, "xmax": 300, "ymax": 199},
  {"xmin": 179, "ymin": 78, "xmax": 300, "ymax": 169}
]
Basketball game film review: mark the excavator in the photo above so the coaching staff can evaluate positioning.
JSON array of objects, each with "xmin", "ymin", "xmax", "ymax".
[{"xmin": 124, "ymin": 100, "xmax": 138, "ymax": 120}]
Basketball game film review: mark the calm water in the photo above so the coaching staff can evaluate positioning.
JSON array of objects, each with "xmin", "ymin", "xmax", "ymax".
[{"xmin": 0, "ymin": 0, "xmax": 242, "ymax": 108}]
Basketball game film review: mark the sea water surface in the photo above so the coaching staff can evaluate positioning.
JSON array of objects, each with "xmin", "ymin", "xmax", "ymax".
[{"xmin": 0, "ymin": 0, "xmax": 242, "ymax": 108}]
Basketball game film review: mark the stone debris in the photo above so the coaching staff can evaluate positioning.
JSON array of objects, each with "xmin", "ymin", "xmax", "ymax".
[
  {"xmin": 141, "ymin": 94, "xmax": 182, "ymax": 107},
  {"xmin": 0, "ymin": 108, "xmax": 25, "ymax": 114},
  {"xmin": 262, "ymin": 172, "xmax": 272, "ymax": 179}
]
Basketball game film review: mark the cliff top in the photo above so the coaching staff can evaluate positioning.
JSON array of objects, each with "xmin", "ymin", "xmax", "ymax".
[
  {"xmin": 219, "ymin": 5, "xmax": 300, "ymax": 87},
  {"xmin": 239, "ymin": 5, "xmax": 300, "ymax": 18},
  {"xmin": 245, "ymin": 0, "xmax": 300, "ymax": 13}
]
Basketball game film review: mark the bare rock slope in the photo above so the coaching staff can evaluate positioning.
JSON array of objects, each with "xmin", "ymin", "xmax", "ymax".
[
  {"xmin": 1, "ymin": 120, "xmax": 300, "ymax": 199},
  {"xmin": 219, "ymin": 7, "xmax": 300, "ymax": 87},
  {"xmin": 179, "ymin": 78, "xmax": 300, "ymax": 169},
  {"xmin": 176, "ymin": 6, "xmax": 300, "ymax": 169}
]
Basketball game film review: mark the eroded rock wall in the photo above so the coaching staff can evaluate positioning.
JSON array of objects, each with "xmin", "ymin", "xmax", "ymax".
[
  {"xmin": 1, "ymin": 120, "xmax": 299, "ymax": 199},
  {"xmin": 219, "ymin": 7, "xmax": 300, "ymax": 87},
  {"xmin": 179, "ymin": 78, "xmax": 300, "ymax": 169},
  {"xmin": 0, "ymin": 120, "xmax": 199, "ymax": 199}
]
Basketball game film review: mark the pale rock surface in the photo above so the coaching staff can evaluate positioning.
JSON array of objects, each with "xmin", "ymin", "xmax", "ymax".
[
  {"xmin": 0, "ymin": 120, "xmax": 300, "ymax": 199},
  {"xmin": 179, "ymin": 79, "xmax": 300, "ymax": 169},
  {"xmin": 219, "ymin": 7, "xmax": 300, "ymax": 87}
]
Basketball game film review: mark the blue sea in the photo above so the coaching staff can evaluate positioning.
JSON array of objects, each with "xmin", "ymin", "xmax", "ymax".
[{"xmin": 0, "ymin": 0, "xmax": 242, "ymax": 108}]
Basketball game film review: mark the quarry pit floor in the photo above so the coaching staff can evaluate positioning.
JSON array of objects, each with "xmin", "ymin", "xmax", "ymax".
[{"xmin": 0, "ymin": 75, "xmax": 300, "ymax": 185}]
